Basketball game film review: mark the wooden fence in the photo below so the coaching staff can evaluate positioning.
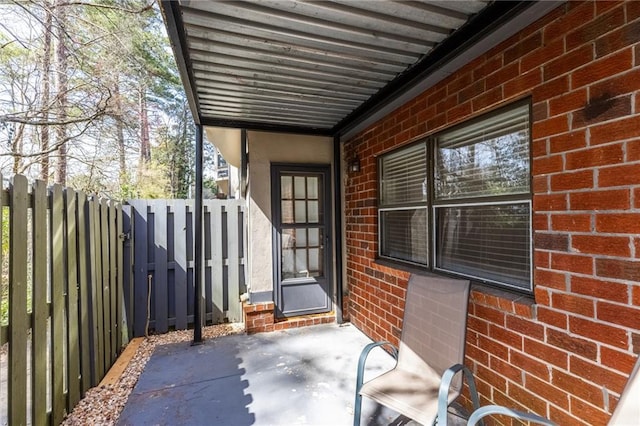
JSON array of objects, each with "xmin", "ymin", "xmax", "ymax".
[
  {"xmin": 127, "ymin": 199, "xmax": 246, "ymax": 337},
  {"xmin": 0, "ymin": 174, "xmax": 125, "ymax": 425}
]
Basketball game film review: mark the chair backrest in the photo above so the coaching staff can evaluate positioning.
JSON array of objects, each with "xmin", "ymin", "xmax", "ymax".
[
  {"xmin": 397, "ymin": 274, "xmax": 470, "ymax": 392},
  {"xmin": 608, "ymin": 354, "xmax": 640, "ymax": 425}
]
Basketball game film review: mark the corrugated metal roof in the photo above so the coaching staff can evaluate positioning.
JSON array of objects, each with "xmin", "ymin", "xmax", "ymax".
[{"xmin": 161, "ymin": 1, "xmax": 553, "ymax": 135}]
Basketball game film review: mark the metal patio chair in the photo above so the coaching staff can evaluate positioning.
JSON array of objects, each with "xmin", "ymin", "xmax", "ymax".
[
  {"xmin": 353, "ymin": 274, "xmax": 481, "ymax": 426},
  {"xmin": 467, "ymin": 350, "xmax": 640, "ymax": 425}
]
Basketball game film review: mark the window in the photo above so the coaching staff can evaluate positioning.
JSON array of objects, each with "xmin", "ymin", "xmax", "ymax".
[
  {"xmin": 377, "ymin": 101, "xmax": 531, "ymax": 292},
  {"xmin": 378, "ymin": 143, "xmax": 428, "ymax": 265}
]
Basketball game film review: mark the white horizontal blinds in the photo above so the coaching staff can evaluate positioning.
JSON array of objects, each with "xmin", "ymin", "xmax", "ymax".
[
  {"xmin": 380, "ymin": 208, "xmax": 428, "ymax": 265},
  {"xmin": 435, "ymin": 203, "xmax": 531, "ymax": 290},
  {"xmin": 433, "ymin": 102, "xmax": 532, "ymax": 291},
  {"xmin": 435, "ymin": 103, "xmax": 530, "ymax": 200},
  {"xmin": 380, "ymin": 143, "xmax": 427, "ymax": 206},
  {"xmin": 378, "ymin": 142, "xmax": 428, "ymax": 265}
]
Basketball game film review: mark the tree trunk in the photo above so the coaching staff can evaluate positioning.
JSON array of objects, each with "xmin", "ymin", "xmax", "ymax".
[
  {"xmin": 139, "ymin": 85, "xmax": 150, "ymax": 163},
  {"xmin": 54, "ymin": 0, "xmax": 68, "ymax": 185},
  {"xmin": 114, "ymin": 80, "xmax": 127, "ymax": 184},
  {"xmin": 11, "ymin": 123, "xmax": 25, "ymax": 174},
  {"xmin": 40, "ymin": 2, "xmax": 53, "ymax": 183}
]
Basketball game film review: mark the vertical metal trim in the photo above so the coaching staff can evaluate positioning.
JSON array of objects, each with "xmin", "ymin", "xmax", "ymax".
[
  {"xmin": 193, "ymin": 124, "xmax": 203, "ymax": 344},
  {"xmin": 333, "ymin": 136, "xmax": 344, "ymax": 324},
  {"xmin": 270, "ymin": 164, "xmax": 281, "ymax": 316},
  {"xmin": 241, "ymin": 129, "xmax": 248, "ymax": 198}
]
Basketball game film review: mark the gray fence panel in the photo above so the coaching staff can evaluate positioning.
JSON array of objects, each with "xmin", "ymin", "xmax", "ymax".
[{"xmin": 126, "ymin": 199, "xmax": 246, "ymax": 335}]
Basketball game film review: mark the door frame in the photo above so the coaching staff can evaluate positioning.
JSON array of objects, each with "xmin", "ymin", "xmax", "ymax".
[{"xmin": 271, "ymin": 163, "xmax": 333, "ymax": 318}]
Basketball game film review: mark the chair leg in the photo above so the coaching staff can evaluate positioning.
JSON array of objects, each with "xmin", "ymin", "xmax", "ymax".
[{"xmin": 354, "ymin": 392, "xmax": 363, "ymax": 426}]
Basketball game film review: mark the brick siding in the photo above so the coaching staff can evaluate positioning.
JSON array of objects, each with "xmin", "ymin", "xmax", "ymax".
[
  {"xmin": 242, "ymin": 302, "xmax": 335, "ymax": 333},
  {"xmin": 343, "ymin": 2, "xmax": 640, "ymax": 424}
]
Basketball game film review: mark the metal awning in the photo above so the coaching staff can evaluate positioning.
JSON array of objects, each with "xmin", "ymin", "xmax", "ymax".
[{"xmin": 160, "ymin": 1, "xmax": 560, "ymax": 137}]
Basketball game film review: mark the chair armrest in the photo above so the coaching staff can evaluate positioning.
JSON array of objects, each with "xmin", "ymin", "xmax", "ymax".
[
  {"xmin": 437, "ymin": 364, "xmax": 481, "ymax": 426},
  {"xmin": 467, "ymin": 405, "xmax": 556, "ymax": 425},
  {"xmin": 355, "ymin": 341, "xmax": 398, "ymax": 390}
]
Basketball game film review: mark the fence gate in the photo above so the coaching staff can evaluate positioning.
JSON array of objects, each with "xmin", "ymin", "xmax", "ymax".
[{"xmin": 126, "ymin": 199, "xmax": 246, "ymax": 337}]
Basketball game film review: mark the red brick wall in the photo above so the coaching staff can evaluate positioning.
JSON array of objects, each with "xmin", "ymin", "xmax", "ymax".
[{"xmin": 343, "ymin": 2, "xmax": 640, "ymax": 424}]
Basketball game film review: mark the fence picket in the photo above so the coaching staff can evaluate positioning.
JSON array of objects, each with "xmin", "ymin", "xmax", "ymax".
[
  {"xmin": 210, "ymin": 204, "xmax": 224, "ymax": 323},
  {"xmin": 91, "ymin": 198, "xmax": 105, "ymax": 380},
  {"xmin": 109, "ymin": 202, "xmax": 118, "ymax": 363},
  {"xmin": 100, "ymin": 200, "xmax": 111, "ymax": 371},
  {"xmin": 50, "ymin": 184, "xmax": 66, "ymax": 425},
  {"xmin": 31, "ymin": 179, "xmax": 48, "ymax": 425},
  {"xmin": 0, "ymin": 175, "xmax": 3, "ymax": 348},
  {"xmin": 65, "ymin": 188, "xmax": 81, "ymax": 408},
  {"xmin": 131, "ymin": 200, "xmax": 148, "ymax": 337},
  {"xmin": 153, "ymin": 200, "xmax": 168, "ymax": 333},
  {"xmin": 8, "ymin": 174, "xmax": 28, "ymax": 426},
  {"xmin": 174, "ymin": 202, "xmax": 188, "ymax": 329},
  {"xmin": 117, "ymin": 204, "xmax": 125, "ymax": 348},
  {"xmin": 227, "ymin": 204, "xmax": 241, "ymax": 322},
  {"xmin": 121, "ymin": 205, "xmax": 133, "ymax": 343},
  {"xmin": 77, "ymin": 191, "xmax": 92, "ymax": 393}
]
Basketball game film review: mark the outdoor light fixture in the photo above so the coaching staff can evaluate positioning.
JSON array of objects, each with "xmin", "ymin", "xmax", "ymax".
[{"xmin": 348, "ymin": 157, "xmax": 361, "ymax": 173}]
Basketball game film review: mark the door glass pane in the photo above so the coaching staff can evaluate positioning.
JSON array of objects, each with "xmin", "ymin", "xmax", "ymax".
[
  {"xmin": 309, "ymin": 248, "xmax": 320, "ymax": 271},
  {"xmin": 282, "ymin": 249, "xmax": 294, "ymax": 279},
  {"xmin": 296, "ymin": 229, "xmax": 307, "ymax": 247},
  {"xmin": 282, "ymin": 228, "xmax": 295, "ymax": 248},
  {"xmin": 308, "ymin": 228, "xmax": 320, "ymax": 246},
  {"xmin": 281, "ymin": 201, "xmax": 293, "ymax": 224},
  {"xmin": 281, "ymin": 176, "xmax": 293, "ymax": 199},
  {"xmin": 307, "ymin": 177, "xmax": 318, "ymax": 199},
  {"xmin": 295, "ymin": 249, "xmax": 308, "ymax": 276},
  {"xmin": 307, "ymin": 201, "xmax": 319, "ymax": 223},
  {"xmin": 294, "ymin": 201, "xmax": 306, "ymax": 223},
  {"xmin": 294, "ymin": 176, "xmax": 306, "ymax": 199}
]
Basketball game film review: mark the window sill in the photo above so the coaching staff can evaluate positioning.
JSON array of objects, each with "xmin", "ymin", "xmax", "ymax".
[
  {"xmin": 374, "ymin": 257, "xmax": 429, "ymax": 276},
  {"xmin": 373, "ymin": 258, "xmax": 536, "ymax": 319}
]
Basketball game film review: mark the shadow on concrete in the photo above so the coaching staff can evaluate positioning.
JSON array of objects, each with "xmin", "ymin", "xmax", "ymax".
[
  {"xmin": 117, "ymin": 323, "xmax": 464, "ymax": 426},
  {"xmin": 118, "ymin": 338, "xmax": 254, "ymax": 425}
]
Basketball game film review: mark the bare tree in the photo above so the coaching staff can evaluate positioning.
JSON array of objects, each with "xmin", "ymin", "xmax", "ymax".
[
  {"xmin": 54, "ymin": 0, "xmax": 68, "ymax": 185},
  {"xmin": 39, "ymin": 0, "xmax": 52, "ymax": 182}
]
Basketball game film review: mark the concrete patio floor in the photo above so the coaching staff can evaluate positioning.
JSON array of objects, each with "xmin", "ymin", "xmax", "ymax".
[{"xmin": 117, "ymin": 323, "xmax": 467, "ymax": 426}]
